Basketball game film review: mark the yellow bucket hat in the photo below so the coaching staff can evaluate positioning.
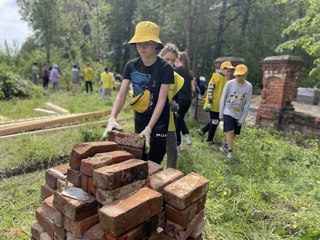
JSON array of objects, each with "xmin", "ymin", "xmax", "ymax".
[
  {"xmin": 220, "ymin": 61, "xmax": 235, "ymax": 70},
  {"xmin": 128, "ymin": 21, "xmax": 164, "ymax": 49},
  {"xmin": 234, "ymin": 64, "xmax": 248, "ymax": 75}
]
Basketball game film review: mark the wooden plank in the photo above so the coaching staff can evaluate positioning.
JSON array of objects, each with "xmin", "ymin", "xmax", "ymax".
[
  {"xmin": 45, "ymin": 102, "xmax": 70, "ymax": 114},
  {"xmin": 0, "ymin": 110, "xmax": 109, "ymax": 136},
  {"xmin": 0, "ymin": 117, "xmax": 131, "ymax": 141},
  {"xmin": 34, "ymin": 108, "xmax": 59, "ymax": 115}
]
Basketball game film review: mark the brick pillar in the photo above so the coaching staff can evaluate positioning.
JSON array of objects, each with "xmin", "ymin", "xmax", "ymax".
[
  {"xmin": 213, "ymin": 57, "xmax": 245, "ymax": 80},
  {"xmin": 256, "ymin": 55, "xmax": 304, "ymax": 127}
]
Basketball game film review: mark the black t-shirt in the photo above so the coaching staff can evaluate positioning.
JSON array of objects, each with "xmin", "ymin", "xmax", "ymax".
[
  {"xmin": 175, "ymin": 66, "xmax": 193, "ymax": 101},
  {"xmin": 123, "ymin": 56, "xmax": 174, "ymax": 125}
]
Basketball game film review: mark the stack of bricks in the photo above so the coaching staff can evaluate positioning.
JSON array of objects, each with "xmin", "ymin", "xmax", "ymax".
[{"xmin": 31, "ymin": 131, "xmax": 209, "ymax": 240}]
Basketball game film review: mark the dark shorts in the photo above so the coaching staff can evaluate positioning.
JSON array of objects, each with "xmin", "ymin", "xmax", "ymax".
[{"xmin": 223, "ymin": 114, "xmax": 242, "ymax": 135}]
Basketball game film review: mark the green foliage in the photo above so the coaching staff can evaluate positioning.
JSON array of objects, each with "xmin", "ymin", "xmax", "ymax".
[
  {"xmin": 276, "ymin": 0, "xmax": 320, "ymax": 87},
  {"xmin": 0, "ymin": 64, "xmax": 46, "ymax": 100}
]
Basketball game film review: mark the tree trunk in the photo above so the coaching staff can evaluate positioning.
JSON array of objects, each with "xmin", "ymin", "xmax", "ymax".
[{"xmin": 213, "ymin": 0, "xmax": 227, "ymax": 59}]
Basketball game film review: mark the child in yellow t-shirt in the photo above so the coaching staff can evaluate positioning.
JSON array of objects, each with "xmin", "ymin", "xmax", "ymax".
[
  {"xmin": 83, "ymin": 63, "xmax": 93, "ymax": 93},
  {"xmin": 100, "ymin": 67, "xmax": 115, "ymax": 99}
]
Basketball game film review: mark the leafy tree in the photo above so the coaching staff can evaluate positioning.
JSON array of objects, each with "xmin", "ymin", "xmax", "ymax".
[
  {"xmin": 17, "ymin": 0, "xmax": 61, "ymax": 64},
  {"xmin": 276, "ymin": 0, "xmax": 320, "ymax": 87}
]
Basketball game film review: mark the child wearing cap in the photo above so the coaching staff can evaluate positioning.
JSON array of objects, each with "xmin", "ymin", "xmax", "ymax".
[
  {"xmin": 219, "ymin": 64, "xmax": 252, "ymax": 159},
  {"xmin": 198, "ymin": 61, "xmax": 235, "ymax": 145},
  {"xmin": 102, "ymin": 21, "xmax": 174, "ymax": 164}
]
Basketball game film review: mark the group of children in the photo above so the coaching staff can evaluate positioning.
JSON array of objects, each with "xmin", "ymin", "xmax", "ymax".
[
  {"xmin": 103, "ymin": 20, "xmax": 253, "ymax": 167},
  {"xmin": 71, "ymin": 63, "xmax": 115, "ymax": 99}
]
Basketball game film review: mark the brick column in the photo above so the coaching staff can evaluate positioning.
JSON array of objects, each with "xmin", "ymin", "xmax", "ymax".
[{"xmin": 256, "ymin": 55, "xmax": 304, "ymax": 127}]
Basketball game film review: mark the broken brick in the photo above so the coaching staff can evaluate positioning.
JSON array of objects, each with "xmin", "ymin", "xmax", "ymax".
[
  {"xmin": 93, "ymin": 159, "xmax": 148, "ymax": 190},
  {"xmin": 163, "ymin": 173, "xmax": 209, "ymax": 210},
  {"xmin": 70, "ymin": 141, "xmax": 118, "ymax": 170},
  {"xmin": 99, "ymin": 187, "xmax": 163, "ymax": 237},
  {"xmin": 80, "ymin": 151, "xmax": 133, "ymax": 176},
  {"xmin": 148, "ymin": 168, "xmax": 184, "ymax": 193}
]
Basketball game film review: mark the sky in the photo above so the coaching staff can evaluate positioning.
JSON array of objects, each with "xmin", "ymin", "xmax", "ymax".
[{"xmin": 0, "ymin": 0, "xmax": 32, "ymax": 50}]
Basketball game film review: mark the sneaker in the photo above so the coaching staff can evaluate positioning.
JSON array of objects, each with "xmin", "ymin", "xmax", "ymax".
[
  {"xmin": 183, "ymin": 134, "xmax": 192, "ymax": 145},
  {"xmin": 197, "ymin": 129, "xmax": 204, "ymax": 137},
  {"xmin": 220, "ymin": 143, "xmax": 228, "ymax": 154},
  {"xmin": 206, "ymin": 141, "xmax": 214, "ymax": 146},
  {"xmin": 227, "ymin": 151, "xmax": 233, "ymax": 159}
]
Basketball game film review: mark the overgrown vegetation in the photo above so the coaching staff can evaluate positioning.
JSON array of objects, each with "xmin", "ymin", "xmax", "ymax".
[
  {"xmin": 0, "ymin": 118, "xmax": 319, "ymax": 239},
  {"xmin": 0, "ymin": 64, "xmax": 46, "ymax": 100}
]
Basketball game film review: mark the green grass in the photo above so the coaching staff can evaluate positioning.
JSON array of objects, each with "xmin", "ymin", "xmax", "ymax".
[
  {"xmin": 0, "ymin": 92, "xmax": 320, "ymax": 239},
  {"xmin": 0, "ymin": 171, "xmax": 43, "ymax": 240},
  {"xmin": 0, "ymin": 90, "xmax": 113, "ymax": 120}
]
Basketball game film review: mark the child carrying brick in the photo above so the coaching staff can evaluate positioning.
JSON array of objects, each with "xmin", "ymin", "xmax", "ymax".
[
  {"xmin": 219, "ymin": 64, "xmax": 253, "ymax": 159},
  {"xmin": 102, "ymin": 21, "xmax": 174, "ymax": 164}
]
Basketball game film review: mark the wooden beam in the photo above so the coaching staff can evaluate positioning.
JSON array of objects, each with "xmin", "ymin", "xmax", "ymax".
[
  {"xmin": 0, "ymin": 117, "xmax": 131, "ymax": 141},
  {"xmin": 34, "ymin": 108, "xmax": 59, "ymax": 115},
  {"xmin": 0, "ymin": 110, "xmax": 110, "ymax": 136},
  {"xmin": 45, "ymin": 102, "xmax": 70, "ymax": 114}
]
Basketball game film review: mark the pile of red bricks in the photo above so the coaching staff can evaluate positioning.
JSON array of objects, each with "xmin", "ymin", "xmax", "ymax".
[{"xmin": 31, "ymin": 131, "xmax": 209, "ymax": 240}]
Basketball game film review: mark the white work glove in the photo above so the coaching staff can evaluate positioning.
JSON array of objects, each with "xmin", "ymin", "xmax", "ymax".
[
  {"xmin": 101, "ymin": 117, "xmax": 122, "ymax": 141},
  {"xmin": 139, "ymin": 126, "xmax": 152, "ymax": 154}
]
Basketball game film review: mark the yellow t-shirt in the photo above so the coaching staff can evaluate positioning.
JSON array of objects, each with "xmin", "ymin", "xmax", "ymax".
[
  {"xmin": 168, "ymin": 72, "xmax": 184, "ymax": 132},
  {"xmin": 83, "ymin": 67, "xmax": 93, "ymax": 81},
  {"xmin": 203, "ymin": 73, "xmax": 227, "ymax": 112},
  {"xmin": 100, "ymin": 72, "xmax": 114, "ymax": 89}
]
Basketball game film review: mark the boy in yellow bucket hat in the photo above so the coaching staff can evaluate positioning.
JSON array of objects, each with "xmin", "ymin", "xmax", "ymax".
[
  {"xmin": 219, "ymin": 64, "xmax": 253, "ymax": 159},
  {"xmin": 102, "ymin": 21, "xmax": 174, "ymax": 164},
  {"xmin": 197, "ymin": 61, "xmax": 235, "ymax": 145}
]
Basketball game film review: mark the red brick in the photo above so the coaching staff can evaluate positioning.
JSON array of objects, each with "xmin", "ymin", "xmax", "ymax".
[
  {"xmin": 53, "ymin": 191, "xmax": 98, "ymax": 221},
  {"xmin": 42, "ymin": 196, "xmax": 64, "ymax": 227},
  {"xmin": 31, "ymin": 222, "xmax": 44, "ymax": 240},
  {"xmin": 108, "ymin": 131, "xmax": 144, "ymax": 149},
  {"xmin": 189, "ymin": 219, "xmax": 205, "ymax": 239},
  {"xmin": 82, "ymin": 223, "xmax": 107, "ymax": 240},
  {"xmin": 66, "ymin": 231, "xmax": 82, "ymax": 240},
  {"xmin": 99, "ymin": 187, "xmax": 163, "ymax": 237},
  {"xmin": 93, "ymin": 159, "xmax": 148, "ymax": 190},
  {"xmin": 67, "ymin": 169, "xmax": 82, "ymax": 187},
  {"xmin": 163, "ymin": 173, "xmax": 209, "ymax": 210},
  {"xmin": 45, "ymin": 163, "xmax": 70, "ymax": 189},
  {"xmin": 52, "ymin": 223, "xmax": 65, "ymax": 240},
  {"xmin": 80, "ymin": 151, "xmax": 133, "ymax": 176},
  {"xmin": 164, "ymin": 209, "xmax": 205, "ymax": 240},
  {"xmin": 39, "ymin": 232, "xmax": 52, "ymax": 240},
  {"xmin": 147, "ymin": 160, "xmax": 163, "ymax": 176},
  {"xmin": 148, "ymin": 168, "xmax": 184, "ymax": 193},
  {"xmin": 70, "ymin": 141, "xmax": 118, "ymax": 170},
  {"xmin": 105, "ymin": 214, "xmax": 159, "ymax": 240},
  {"xmin": 117, "ymin": 145, "xmax": 143, "ymax": 159},
  {"xmin": 96, "ymin": 179, "xmax": 147, "ymax": 205},
  {"xmin": 88, "ymin": 176, "xmax": 95, "ymax": 195},
  {"xmin": 35, "ymin": 208, "xmax": 54, "ymax": 238},
  {"xmin": 81, "ymin": 174, "xmax": 89, "ymax": 192},
  {"xmin": 64, "ymin": 214, "xmax": 99, "ymax": 238},
  {"xmin": 165, "ymin": 195, "xmax": 206, "ymax": 227},
  {"xmin": 150, "ymin": 227, "xmax": 164, "ymax": 240},
  {"xmin": 158, "ymin": 210, "xmax": 166, "ymax": 229},
  {"xmin": 187, "ymin": 234, "xmax": 203, "ymax": 240},
  {"xmin": 41, "ymin": 183, "xmax": 55, "ymax": 199}
]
